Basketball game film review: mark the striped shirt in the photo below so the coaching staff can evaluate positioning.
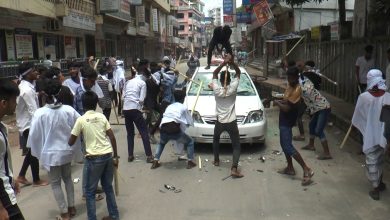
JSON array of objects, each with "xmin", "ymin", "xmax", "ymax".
[{"xmin": 97, "ymin": 75, "xmax": 113, "ymax": 109}]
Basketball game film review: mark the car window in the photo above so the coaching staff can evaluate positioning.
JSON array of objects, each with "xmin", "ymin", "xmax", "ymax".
[{"xmin": 187, "ymin": 71, "xmax": 256, "ymax": 96}]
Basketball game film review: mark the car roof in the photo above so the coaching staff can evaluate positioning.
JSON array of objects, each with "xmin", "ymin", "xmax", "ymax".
[{"xmin": 196, "ymin": 66, "xmax": 248, "ymax": 73}]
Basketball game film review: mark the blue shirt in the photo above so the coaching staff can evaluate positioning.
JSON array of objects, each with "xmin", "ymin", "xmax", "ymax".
[{"xmin": 161, "ymin": 71, "xmax": 177, "ymax": 104}]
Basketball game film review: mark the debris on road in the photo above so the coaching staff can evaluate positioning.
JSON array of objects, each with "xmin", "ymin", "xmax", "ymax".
[
  {"xmin": 222, "ymin": 175, "xmax": 232, "ymax": 181},
  {"xmin": 205, "ymin": 158, "xmax": 209, "ymax": 162},
  {"xmin": 73, "ymin": 178, "xmax": 80, "ymax": 184},
  {"xmin": 164, "ymin": 184, "xmax": 176, "ymax": 191},
  {"xmin": 174, "ymin": 189, "xmax": 182, "ymax": 193},
  {"xmin": 322, "ymin": 170, "xmax": 328, "ymax": 174},
  {"xmin": 159, "ymin": 189, "xmax": 166, "ymax": 193},
  {"xmin": 272, "ymin": 150, "xmax": 282, "ymax": 155},
  {"xmin": 259, "ymin": 156, "xmax": 266, "ymax": 162},
  {"xmin": 256, "ymin": 169, "xmax": 264, "ymax": 173}
]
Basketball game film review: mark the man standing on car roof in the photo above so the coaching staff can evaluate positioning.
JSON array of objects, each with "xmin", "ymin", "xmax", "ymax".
[{"xmin": 208, "ymin": 54, "xmax": 243, "ymax": 178}]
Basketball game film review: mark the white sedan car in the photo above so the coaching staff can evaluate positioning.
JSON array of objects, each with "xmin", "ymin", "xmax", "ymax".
[{"xmin": 184, "ymin": 66, "xmax": 267, "ymax": 145}]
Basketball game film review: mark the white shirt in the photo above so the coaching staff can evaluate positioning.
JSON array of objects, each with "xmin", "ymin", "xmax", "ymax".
[
  {"xmin": 211, "ymin": 78, "xmax": 240, "ymax": 123},
  {"xmin": 122, "ymin": 75, "xmax": 147, "ymax": 111},
  {"xmin": 352, "ymin": 92, "xmax": 390, "ymax": 153},
  {"xmin": 356, "ymin": 56, "xmax": 375, "ymax": 84},
  {"xmin": 63, "ymin": 78, "xmax": 80, "ymax": 95},
  {"xmin": 113, "ymin": 66, "xmax": 125, "ymax": 91},
  {"xmin": 160, "ymin": 102, "xmax": 193, "ymax": 131},
  {"xmin": 28, "ymin": 104, "xmax": 81, "ymax": 171},
  {"xmin": 16, "ymin": 80, "xmax": 38, "ymax": 132},
  {"xmin": 43, "ymin": 59, "xmax": 52, "ymax": 68},
  {"xmin": 386, "ymin": 63, "xmax": 390, "ymax": 90},
  {"xmin": 0, "ymin": 123, "xmax": 17, "ymax": 205}
]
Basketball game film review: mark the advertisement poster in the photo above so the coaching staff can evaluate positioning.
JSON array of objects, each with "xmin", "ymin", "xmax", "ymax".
[
  {"xmin": 223, "ymin": 0, "xmax": 234, "ymax": 15},
  {"xmin": 100, "ymin": 0, "xmax": 119, "ymax": 13},
  {"xmin": 64, "ymin": 36, "xmax": 77, "ymax": 58},
  {"xmin": 15, "ymin": 34, "xmax": 33, "ymax": 59},
  {"xmin": 253, "ymin": 0, "xmax": 273, "ymax": 26},
  {"xmin": 5, "ymin": 31, "xmax": 15, "ymax": 60},
  {"xmin": 152, "ymin": 8, "xmax": 159, "ymax": 32},
  {"xmin": 136, "ymin": 6, "xmax": 145, "ymax": 24},
  {"xmin": 223, "ymin": 15, "xmax": 234, "ymax": 27}
]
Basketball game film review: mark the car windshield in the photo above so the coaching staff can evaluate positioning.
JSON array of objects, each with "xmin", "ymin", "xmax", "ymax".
[{"xmin": 187, "ymin": 71, "xmax": 257, "ymax": 96}]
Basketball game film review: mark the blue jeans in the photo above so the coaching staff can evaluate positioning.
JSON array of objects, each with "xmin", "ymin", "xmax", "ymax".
[
  {"xmin": 309, "ymin": 108, "xmax": 331, "ymax": 141},
  {"xmin": 279, "ymin": 126, "xmax": 297, "ymax": 156},
  {"xmin": 154, "ymin": 131, "xmax": 194, "ymax": 160},
  {"xmin": 85, "ymin": 154, "xmax": 119, "ymax": 220}
]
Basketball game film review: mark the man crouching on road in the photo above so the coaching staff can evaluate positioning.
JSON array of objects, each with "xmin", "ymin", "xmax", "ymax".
[
  {"xmin": 151, "ymin": 91, "xmax": 197, "ymax": 169},
  {"xmin": 208, "ymin": 54, "xmax": 243, "ymax": 178}
]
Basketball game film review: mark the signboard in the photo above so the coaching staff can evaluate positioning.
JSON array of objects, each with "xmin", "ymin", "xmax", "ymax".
[
  {"xmin": 129, "ymin": 0, "xmax": 142, "ymax": 6},
  {"xmin": 329, "ymin": 21, "xmax": 339, "ymax": 41},
  {"xmin": 14, "ymin": 29, "xmax": 33, "ymax": 59},
  {"xmin": 253, "ymin": 0, "xmax": 273, "ymax": 26},
  {"xmin": 100, "ymin": 0, "xmax": 119, "ymax": 13},
  {"xmin": 136, "ymin": 6, "xmax": 145, "ymax": 24},
  {"xmin": 223, "ymin": 0, "xmax": 234, "ymax": 15},
  {"xmin": 311, "ymin": 26, "xmax": 320, "ymax": 40},
  {"xmin": 106, "ymin": 0, "xmax": 131, "ymax": 22},
  {"xmin": 223, "ymin": 15, "xmax": 234, "ymax": 27},
  {"xmin": 242, "ymin": 0, "xmax": 260, "ymax": 6},
  {"xmin": 138, "ymin": 23, "xmax": 149, "ymax": 36},
  {"xmin": 63, "ymin": 10, "xmax": 96, "ymax": 31},
  {"xmin": 5, "ymin": 31, "xmax": 15, "ymax": 60},
  {"xmin": 236, "ymin": 12, "xmax": 251, "ymax": 23},
  {"xmin": 152, "ymin": 8, "xmax": 159, "ymax": 32}
]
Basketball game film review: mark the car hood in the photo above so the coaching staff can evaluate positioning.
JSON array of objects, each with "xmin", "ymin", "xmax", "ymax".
[{"xmin": 185, "ymin": 95, "xmax": 263, "ymax": 116}]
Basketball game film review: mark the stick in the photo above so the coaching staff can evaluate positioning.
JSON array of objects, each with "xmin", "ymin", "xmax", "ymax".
[
  {"xmin": 111, "ymin": 100, "xmax": 120, "ymax": 124},
  {"xmin": 114, "ymin": 167, "xmax": 119, "ymax": 196},
  {"xmin": 178, "ymin": 71, "xmax": 201, "ymax": 85},
  {"xmin": 93, "ymin": 59, "xmax": 100, "ymax": 70},
  {"xmin": 177, "ymin": 55, "xmax": 182, "ymax": 65},
  {"xmin": 191, "ymin": 81, "xmax": 203, "ymax": 117},
  {"xmin": 224, "ymin": 65, "xmax": 228, "ymax": 97},
  {"xmin": 340, "ymin": 124, "xmax": 353, "ymax": 149},
  {"xmin": 286, "ymin": 36, "xmax": 305, "ymax": 57},
  {"xmin": 198, "ymin": 156, "xmax": 202, "ymax": 169}
]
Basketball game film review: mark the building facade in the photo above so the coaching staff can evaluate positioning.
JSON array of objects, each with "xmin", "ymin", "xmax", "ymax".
[{"xmin": 208, "ymin": 7, "xmax": 222, "ymax": 26}]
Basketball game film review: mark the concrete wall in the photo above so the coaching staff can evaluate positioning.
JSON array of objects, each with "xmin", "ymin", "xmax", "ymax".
[
  {"xmin": 294, "ymin": 9, "xmax": 354, "ymax": 31},
  {"xmin": 0, "ymin": 0, "xmax": 56, "ymax": 18}
]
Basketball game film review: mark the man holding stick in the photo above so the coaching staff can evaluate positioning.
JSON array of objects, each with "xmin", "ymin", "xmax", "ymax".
[{"xmin": 208, "ymin": 54, "xmax": 243, "ymax": 178}]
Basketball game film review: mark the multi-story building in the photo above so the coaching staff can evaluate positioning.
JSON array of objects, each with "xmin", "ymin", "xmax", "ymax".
[
  {"xmin": 174, "ymin": 0, "xmax": 205, "ymax": 56},
  {"xmin": 0, "ymin": 0, "xmax": 178, "ymax": 68},
  {"xmin": 208, "ymin": 7, "xmax": 222, "ymax": 26}
]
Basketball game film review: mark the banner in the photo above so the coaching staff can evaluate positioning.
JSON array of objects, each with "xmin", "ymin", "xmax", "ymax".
[
  {"xmin": 223, "ymin": 0, "xmax": 234, "ymax": 15},
  {"xmin": 253, "ymin": 0, "xmax": 273, "ymax": 26},
  {"xmin": 5, "ymin": 31, "xmax": 15, "ymax": 60},
  {"xmin": 236, "ymin": 12, "xmax": 251, "ymax": 23},
  {"xmin": 129, "ymin": 0, "xmax": 142, "ymax": 6},
  {"xmin": 242, "ymin": 0, "xmax": 260, "ymax": 6},
  {"xmin": 223, "ymin": 15, "xmax": 234, "ymax": 27},
  {"xmin": 14, "ymin": 29, "xmax": 33, "ymax": 59},
  {"xmin": 152, "ymin": 8, "xmax": 159, "ymax": 32},
  {"xmin": 100, "ymin": 0, "xmax": 119, "ymax": 13},
  {"xmin": 136, "ymin": 6, "xmax": 145, "ymax": 24}
]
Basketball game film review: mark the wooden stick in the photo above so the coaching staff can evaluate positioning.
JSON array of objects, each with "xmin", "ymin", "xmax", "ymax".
[
  {"xmin": 191, "ymin": 81, "xmax": 203, "ymax": 117},
  {"xmin": 111, "ymin": 100, "xmax": 120, "ymax": 124},
  {"xmin": 198, "ymin": 156, "xmax": 202, "ymax": 169},
  {"xmin": 177, "ymin": 71, "xmax": 201, "ymax": 85},
  {"xmin": 177, "ymin": 55, "xmax": 182, "ymax": 65},
  {"xmin": 93, "ymin": 59, "xmax": 100, "ymax": 70},
  {"xmin": 340, "ymin": 124, "xmax": 353, "ymax": 149},
  {"xmin": 286, "ymin": 36, "xmax": 305, "ymax": 57},
  {"xmin": 224, "ymin": 65, "xmax": 228, "ymax": 97},
  {"xmin": 114, "ymin": 167, "xmax": 119, "ymax": 196}
]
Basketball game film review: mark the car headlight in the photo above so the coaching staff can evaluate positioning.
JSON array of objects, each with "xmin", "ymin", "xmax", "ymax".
[
  {"xmin": 191, "ymin": 111, "xmax": 203, "ymax": 124},
  {"xmin": 245, "ymin": 110, "xmax": 264, "ymax": 123}
]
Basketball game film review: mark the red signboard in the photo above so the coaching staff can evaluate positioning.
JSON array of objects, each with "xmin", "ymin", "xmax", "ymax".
[{"xmin": 253, "ymin": 0, "xmax": 273, "ymax": 26}]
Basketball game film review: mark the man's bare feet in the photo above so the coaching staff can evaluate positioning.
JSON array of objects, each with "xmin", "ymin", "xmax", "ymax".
[
  {"xmin": 16, "ymin": 176, "xmax": 31, "ymax": 185},
  {"xmin": 32, "ymin": 180, "xmax": 49, "ymax": 187}
]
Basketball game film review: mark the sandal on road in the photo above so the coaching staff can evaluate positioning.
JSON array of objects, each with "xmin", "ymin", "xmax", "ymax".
[
  {"xmin": 302, "ymin": 169, "xmax": 314, "ymax": 186},
  {"xmin": 317, "ymin": 155, "xmax": 333, "ymax": 160},
  {"xmin": 277, "ymin": 168, "xmax": 296, "ymax": 176},
  {"xmin": 82, "ymin": 194, "xmax": 104, "ymax": 201},
  {"xmin": 301, "ymin": 145, "xmax": 315, "ymax": 151}
]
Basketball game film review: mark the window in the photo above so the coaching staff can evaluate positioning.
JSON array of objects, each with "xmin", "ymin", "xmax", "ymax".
[
  {"xmin": 176, "ymin": 13, "xmax": 184, "ymax": 19},
  {"xmin": 179, "ymin": 25, "xmax": 185, "ymax": 30},
  {"xmin": 145, "ymin": 7, "xmax": 150, "ymax": 23},
  {"xmin": 130, "ymin": 5, "xmax": 136, "ymax": 18},
  {"xmin": 188, "ymin": 12, "xmax": 192, "ymax": 18}
]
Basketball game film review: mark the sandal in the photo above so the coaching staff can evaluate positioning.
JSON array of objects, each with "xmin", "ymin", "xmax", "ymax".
[
  {"xmin": 82, "ymin": 194, "xmax": 105, "ymax": 201},
  {"xmin": 302, "ymin": 169, "xmax": 314, "ymax": 186},
  {"xmin": 301, "ymin": 145, "xmax": 315, "ymax": 151},
  {"xmin": 277, "ymin": 168, "xmax": 296, "ymax": 176},
  {"xmin": 293, "ymin": 136, "xmax": 305, "ymax": 141},
  {"xmin": 317, "ymin": 155, "xmax": 333, "ymax": 160}
]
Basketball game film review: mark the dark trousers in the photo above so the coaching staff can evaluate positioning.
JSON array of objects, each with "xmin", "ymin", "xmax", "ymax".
[
  {"xmin": 213, "ymin": 120, "xmax": 241, "ymax": 167},
  {"xmin": 150, "ymin": 101, "xmax": 170, "ymax": 135},
  {"xmin": 207, "ymin": 39, "xmax": 233, "ymax": 66},
  {"xmin": 18, "ymin": 130, "xmax": 40, "ymax": 182},
  {"xmin": 111, "ymin": 91, "xmax": 122, "ymax": 116},
  {"xmin": 0, "ymin": 179, "xmax": 24, "ymax": 220},
  {"xmin": 123, "ymin": 109, "xmax": 152, "ymax": 157},
  {"xmin": 102, "ymin": 108, "xmax": 111, "ymax": 121}
]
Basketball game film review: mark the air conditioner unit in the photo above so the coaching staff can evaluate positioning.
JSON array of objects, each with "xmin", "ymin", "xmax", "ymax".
[{"xmin": 47, "ymin": 20, "xmax": 61, "ymax": 31}]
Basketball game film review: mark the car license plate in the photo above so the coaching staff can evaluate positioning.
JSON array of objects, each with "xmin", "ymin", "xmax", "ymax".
[{"xmin": 221, "ymin": 132, "xmax": 230, "ymax": 139}]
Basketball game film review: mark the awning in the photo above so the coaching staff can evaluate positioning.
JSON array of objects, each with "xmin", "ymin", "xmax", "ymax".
[{"xmin": 271, "ymin": 33, "xmax": 302, "ymax": 41}]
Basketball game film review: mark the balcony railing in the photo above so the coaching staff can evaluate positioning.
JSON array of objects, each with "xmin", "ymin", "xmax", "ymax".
[{"xmin": 42, "ymin": 0, "xmax": 95, "ymax": 16}]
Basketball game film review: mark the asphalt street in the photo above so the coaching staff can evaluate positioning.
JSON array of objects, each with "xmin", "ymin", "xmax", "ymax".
[{"xmin": 6, "ymin": 58, "xmax": 390, "ymax": 220}]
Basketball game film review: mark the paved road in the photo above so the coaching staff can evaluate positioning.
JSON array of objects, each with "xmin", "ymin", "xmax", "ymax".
[{"xmin": 7, "ymin": 58, "xmax": 390, "ymax": 219}]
